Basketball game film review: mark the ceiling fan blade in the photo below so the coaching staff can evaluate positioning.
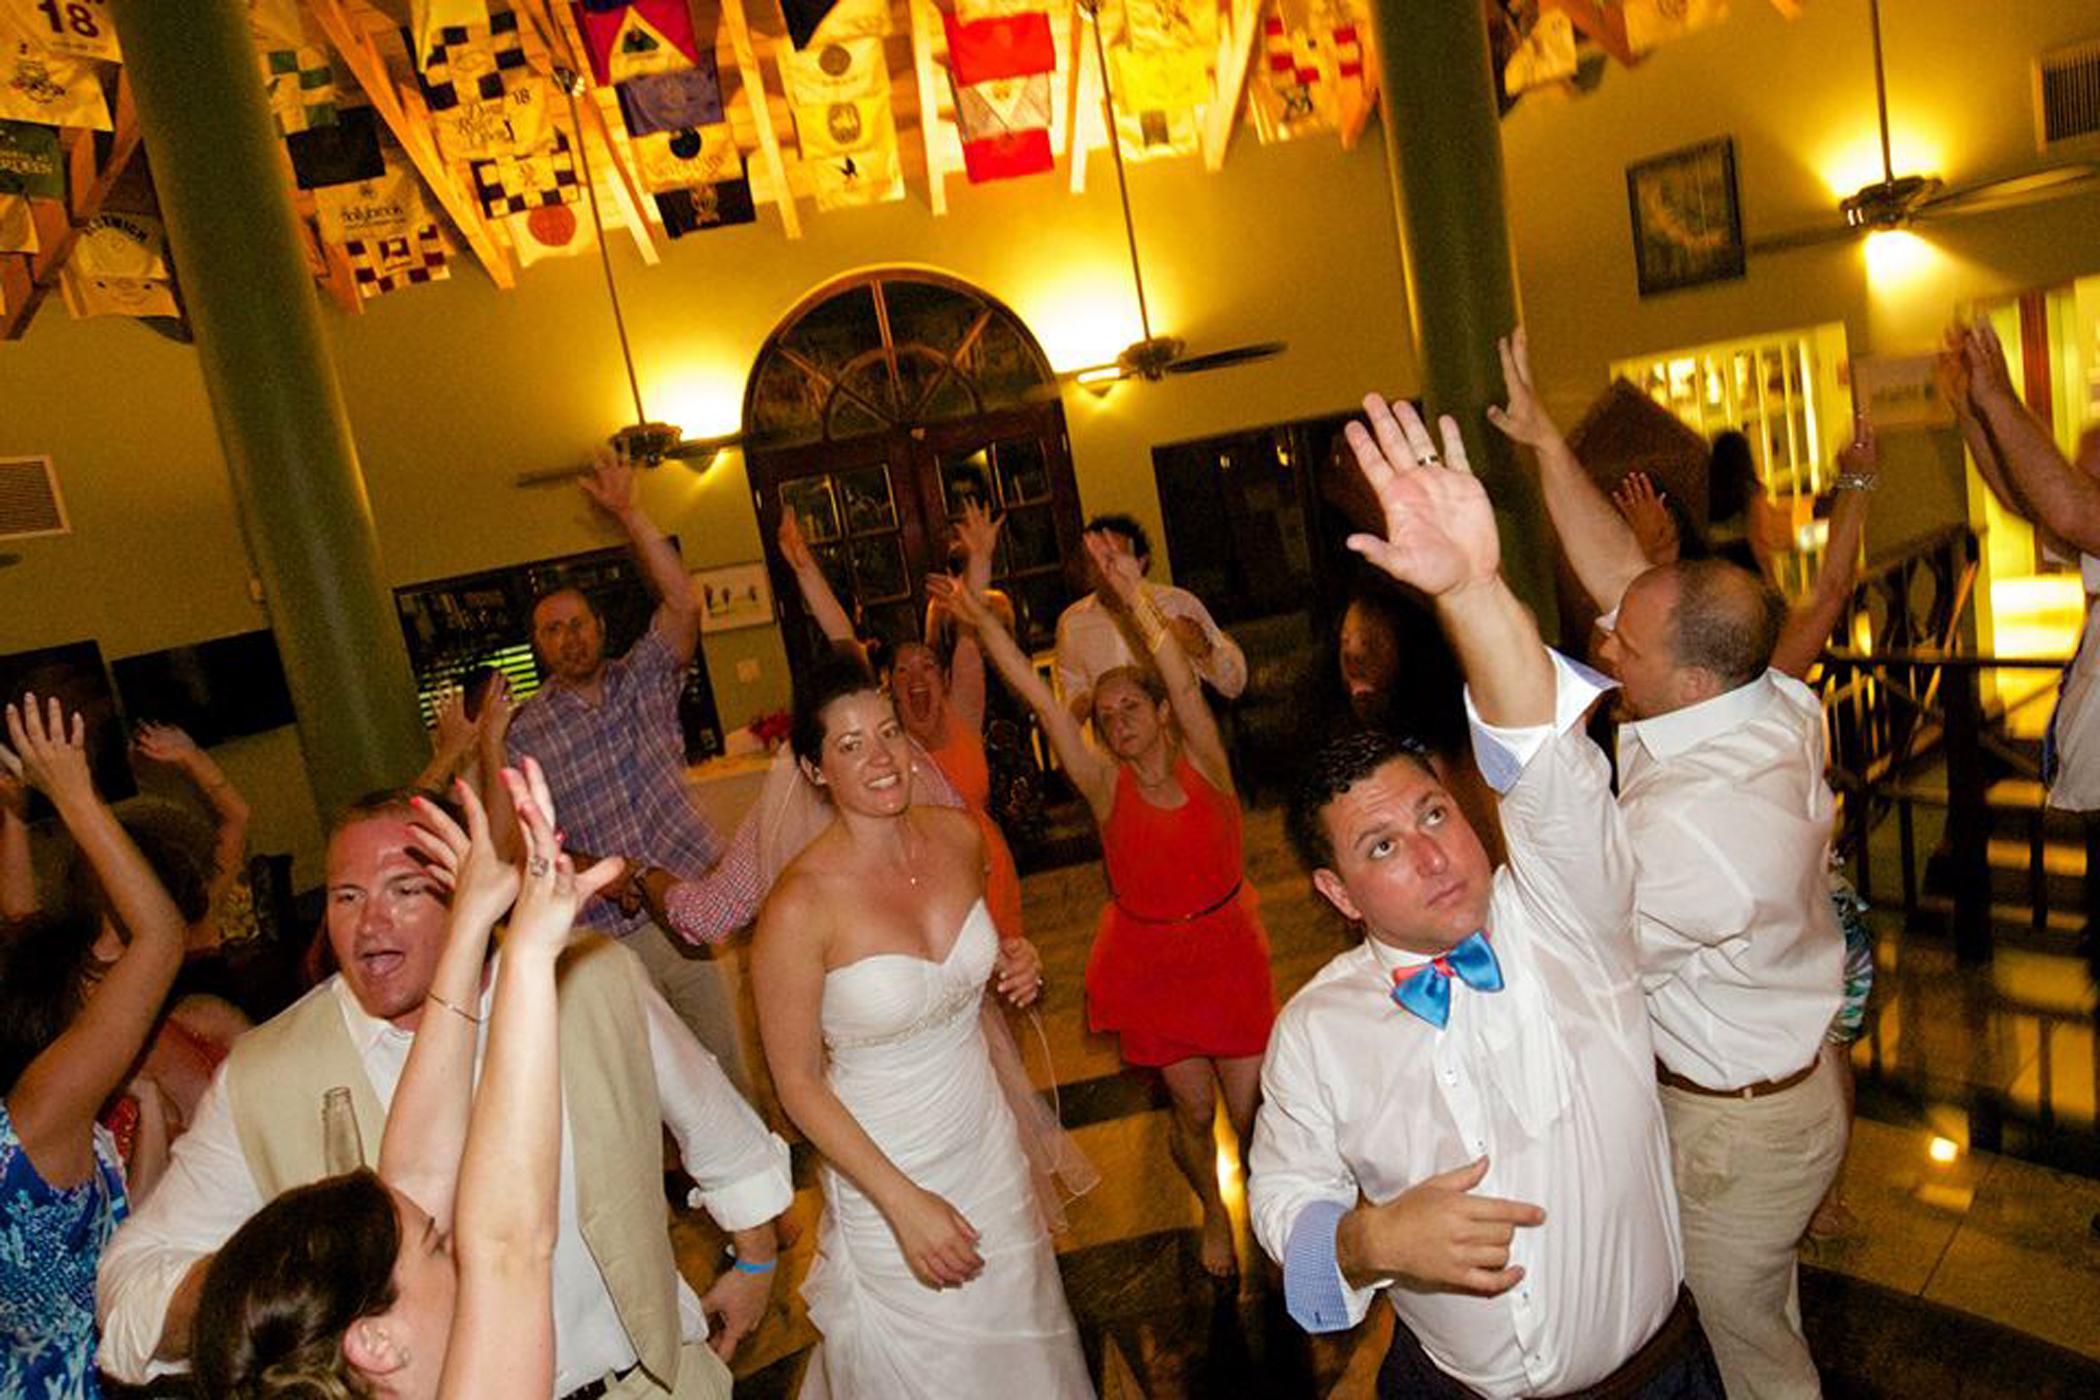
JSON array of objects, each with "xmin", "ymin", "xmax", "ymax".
[
  {"xmin": 1746, "ymin": 220, "xmax": 1861, "ymax": 256},
  {"xmin": 1061, "ymin": 360, "xmax": 1136, "ymax": 387},
  {"xmin": 514, "ymin": 463, "xmax": 591, "ymax": 488},
  {"xmin": 1162, "ymin": 341, "xmax": 1288, "ymax": 375},
  {"xmin": 1917, "ymin": 161, "xmax": 2100, "ymax": 219}
]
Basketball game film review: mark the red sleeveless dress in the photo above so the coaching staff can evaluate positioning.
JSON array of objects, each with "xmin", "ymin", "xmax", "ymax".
[
  {"xmin": 1087, "ymin": 757, "xmax": 1275, "ymax": 1066},
  {"xmin": 925, "ymin": 717, "xmax": 1024, "ymax": 941}
]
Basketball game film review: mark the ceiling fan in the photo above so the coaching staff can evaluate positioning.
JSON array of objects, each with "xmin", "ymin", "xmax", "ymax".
[
  {"xmin": 1747, "ymin": 0, "xmax": 2099, "ymax": 256},
  {"xmin": 516, "ymin": 68, "xmax": 769, "ymax": 487},
  {"xmin": 1061, "ymin": 0, "xmax": 1286, "ymax": 387}
]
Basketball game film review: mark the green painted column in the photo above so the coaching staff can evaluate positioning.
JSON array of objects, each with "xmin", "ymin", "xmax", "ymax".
[
  {"xmin": 109, "ymin": 0, "xmax": 426, "ymax": 817},
  {"xmin": 1367, "ymin": 0, "xmax": 1554, "ymax": 628}
]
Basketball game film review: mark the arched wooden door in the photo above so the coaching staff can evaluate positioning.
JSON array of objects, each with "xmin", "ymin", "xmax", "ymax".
[{"xmin": 743, "ymin": 272, "xmax": 1083, "ymax": 670}]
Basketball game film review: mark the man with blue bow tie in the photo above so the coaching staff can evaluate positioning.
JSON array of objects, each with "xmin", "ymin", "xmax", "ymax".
[{"xmin": 1249, "ymin": 396, "xmax": 1721, "ymax": 1399}]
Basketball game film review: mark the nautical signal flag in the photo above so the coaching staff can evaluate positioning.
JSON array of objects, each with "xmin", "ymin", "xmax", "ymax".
[
  {"xmin": 943, "ymin": 11, "xmax": 1054, "ymax": 184},
  {"xmin": 572, "ymin": 0, "xmax": 701, "ymax": 87}
]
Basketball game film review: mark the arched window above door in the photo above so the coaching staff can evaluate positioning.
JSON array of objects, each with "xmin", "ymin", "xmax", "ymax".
[{"xmin": 745, "ymin": 273, "xmax": 1057, "ymax": 445}]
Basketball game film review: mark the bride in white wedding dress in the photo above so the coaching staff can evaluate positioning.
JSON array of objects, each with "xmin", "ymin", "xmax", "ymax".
[{"xmin": 752, "ymin": 654, "xmax": 1096, "ymax": 1400}]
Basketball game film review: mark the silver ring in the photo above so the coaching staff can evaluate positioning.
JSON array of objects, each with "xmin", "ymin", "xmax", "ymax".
[
  {"xmin": 527, "ymin": 855, "xmax": 551, "ymax": 877},
  {"xmin": 1417, "ymin": 453, "xmax": 1441, "ymax": 467}
]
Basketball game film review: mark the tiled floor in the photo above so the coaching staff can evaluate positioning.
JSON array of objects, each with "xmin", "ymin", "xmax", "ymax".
[{"xmin": 684, "ymin": 807, "xmax": 2100, "ymax": 1396}]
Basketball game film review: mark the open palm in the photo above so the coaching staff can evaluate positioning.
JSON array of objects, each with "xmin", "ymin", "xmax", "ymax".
[{"xmin": 1343, "ymin": 397, "xmax": 1499, "ymax": 598}]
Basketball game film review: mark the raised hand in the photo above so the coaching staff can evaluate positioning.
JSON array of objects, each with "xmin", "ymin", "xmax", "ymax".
[
  {"xmin": 1342, "ymin": 398, "xmax": 1500, "ymax": 599},
  {"xmin": 1936, "ymin": 326, "xmax": 1974, "ymax": 416},
  {"xmin": 476, "ymin": 674, "xmax": 517, "ymax": 747},
  {"xmin": 502, "ymin": 757, "xmax": 623, "ymax": 957},
  {"xmin": 925, "ymin": 572, "xmax": 994, "ymax": 630},
  {"xmin": 1485, "ymin": 329, "xmax": 1563, "ymax": 451},
  {"xmin": 407, "ymin": 779, "xmax": 517, "ymax": 927},
  {"xmin": 1082, "ymin": 529, "xmax": 1144, "ymax": 603},
  {"xmin": 132, "ymin": 722, "xmax": 200, "ymax": 765},
  {"xmin": 777, "ymin": 509, "xmax": 816, "ymax": 573},
  {"xmin": 429, "ymin": 686, "xmax": 473, "ymax": 756},
  {"xmin": 579, "ymin": 444, "xmax": 639, "ymax": 522},
  {"xmin": 954, "ymin": 499, "xmax": 1002, "ymax": 566},
  {"xmin": 1837, "ymin": 416, "xmax": 1879, "ymax": 482},
  {"xmin": 886, "ymin": 1185, "xmax": 984, "ymax": 1289},
  {"xmin": 1611, "ymin": 472, "xmax": 1679, "ymax": 566},
  {"xmin": 1962, "ymin": 318, "xmax": 2017, "ymax": 407},
  {"xmin": 1346, "ymin": 1156, "xmax": 1544, "ymax": 1296},
  {"xmin": 993, "ymin": 936, "xmax": 1044, "ymax": 1008},
  {"xmin": 3, "ymin": 694, "xmax": 92, "ymax": 807}
]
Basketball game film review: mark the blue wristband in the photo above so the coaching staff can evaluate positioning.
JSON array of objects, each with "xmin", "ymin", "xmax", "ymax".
[{"xmin": 730, "ymin": 1255, "xmax": 777, "ymax": 1274}]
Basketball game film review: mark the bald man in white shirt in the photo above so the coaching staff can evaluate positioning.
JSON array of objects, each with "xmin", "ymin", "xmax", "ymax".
[
  {"xmin": 1250, "ymin": 396, "xmax": 1723, "ymax": 1399},
  {"xmin": 1494, "ymin": 330, "xmax": 1847, "ymax": 1399}
]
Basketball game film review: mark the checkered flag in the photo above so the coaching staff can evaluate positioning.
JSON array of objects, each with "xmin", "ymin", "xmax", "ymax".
[
  {"xmin": 471, "ymin": 130, "xmax": 582, "ymax": 217},
  {"xmin": 347, "ymin": 222, "xmax": 450, "ymax": 299},
  {"xmin": 259, "ymin": 44, "xmax": 337, "ymax": 135},
  {"xmin": 410, "ymin": 8, "xmax": 549, "ymax": 160}
]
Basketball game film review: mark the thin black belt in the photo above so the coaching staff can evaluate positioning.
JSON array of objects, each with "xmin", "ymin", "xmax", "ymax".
[
  {"xmin": 1111, "ymin": 877, "xmax": 1244, "ymax": 925},
  {"xmin": 560, "ymin": 1365, "xmax": 637, "ymax": 1400}
]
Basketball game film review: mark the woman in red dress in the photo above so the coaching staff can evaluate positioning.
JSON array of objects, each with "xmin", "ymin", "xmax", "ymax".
[
  {"xmin": 777, "ymin": 501, "xmax": 1025, "ymax": 941},
  {"xmin": 933, "ymin": 533, "xmax": 1274, "ymax": 1278}
]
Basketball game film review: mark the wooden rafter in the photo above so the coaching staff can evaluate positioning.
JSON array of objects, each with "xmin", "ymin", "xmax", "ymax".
[
  {"xmin": 1337, "ymin": 8, "xmax": 1377, "ymax": 150},
  {"xmin": 908, "ymin": 0, "xmax": 948, "ymax": 214},
  {"xmin": 306, "ymin": 0, "xmax": 518, "ymax": 287},
  {"xmin": 513, "ymin": 0, "xmax": 660, "ymax": 265},
  {"xmin": 718, "ymin": 0, "xmax": 801, "ymax": 238},
  {"xmin": 1200, "ymin": 0, "xmax": 1263, "ymax": 171},
  {"xmin": 2, "ymin": 71, "xmax": 145, "ymax": 341},
  {"xmin": 1067, "ymin": 0, "xmax": 1096, "ymax": 194},
  {"xmin": 1542, "ymin": 0, "xmax": 1637, "ymax": 68}
]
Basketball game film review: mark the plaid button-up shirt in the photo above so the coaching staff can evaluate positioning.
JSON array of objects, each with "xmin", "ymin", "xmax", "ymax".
[{"xmin": 508, "ymin": 618, "xmax": 720, "ymax": 935}]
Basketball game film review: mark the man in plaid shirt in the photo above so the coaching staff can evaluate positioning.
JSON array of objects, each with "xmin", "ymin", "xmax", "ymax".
[{"xmin": 503, "ymin": 447, "xmax": 753, "ymax": 1091}]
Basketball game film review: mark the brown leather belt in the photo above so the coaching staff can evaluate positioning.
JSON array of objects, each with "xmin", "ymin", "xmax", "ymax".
[
  {"xmin": 1656, "ymin": 1057, "xmax": 1818, "ymax": 1100},
  {"xmin": 560, "ymin": 1366, "xmax": 636, "ymax": 1400}
]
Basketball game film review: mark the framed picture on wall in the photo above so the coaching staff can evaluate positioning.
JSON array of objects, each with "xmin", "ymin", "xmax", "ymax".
[
  {"xmin": 692, "ymin": 562, "xmax": 775, "ymax": 633},
  {"xmin": 1626, "ymin": 137, "xmax": 1746, "ymax": 296}
]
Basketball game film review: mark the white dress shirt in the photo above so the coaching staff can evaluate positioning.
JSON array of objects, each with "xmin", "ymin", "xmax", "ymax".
[
  {"xmin": 1616, "ymin": 669, "xmax": 1844, "ymax": 1088},
  {"xmin": 1250, "ymin": 655, "xmax": 1683, "ymax": 1399},
  {"xmin": 97, "ymin": 956, "xmax": 793, "ymax": 1393},
  {"xmin": 1052, "ymin": 584, "xmax": 1248, "ymax": 705}
]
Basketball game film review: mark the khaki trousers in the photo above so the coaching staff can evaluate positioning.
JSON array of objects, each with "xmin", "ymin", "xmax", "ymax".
[
  {"xmin": 1661, "ymin": 1054, "xmax": 1847, "ymax": 1400},
  {"xmin": 604, "ymin": 1340, "xmax": 735, "ymax": 1400},
  {"xmin": 623, "ymin": 917, "xmax": 755, "ymax": 1100}
]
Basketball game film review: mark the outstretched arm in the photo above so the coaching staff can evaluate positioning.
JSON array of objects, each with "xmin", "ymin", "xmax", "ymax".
[
  {"xmin": 582, "ymin": 445, "xmax": 702, "ymax": 663},
  {"xmin": 946, "ymin": 502, "xmax": 999, "ymax": 734},
  {"xmin": 3, "ymin": 698, "xmax": 184, "ymax": 1179},
  {"xmin": 134, "ymin": 723, "xmax": 250, "ymax": 883},
  {"xmin": 380, "ymin": 779, "xmax": 518, "ymax": 1227},
  {"xmin": 1488, "ymin": 329, "xmax": 1652, "ymax": 615},
  {"xmin": 1772, "ymin": 420, "xmax": 1877, "ymax": 680},
  {"xmin": 777, "ymin": 509, "xmax": 866, "ymax": 663},
  {"xmin": 1083, "ymin": 532, "xmax": 1236, "ymax": 796},
  {"xmin": 1345, "ymin": 398, "xmax": 1553, "ymax": 729},
  {"xmin": 928, "ymin": 574, "xmax": 1118, "ymax": 817},
  {"xmin": 1961, "ymin": 320, "xmax": 2100, "ymax": 555},
  {"xmin": 441, "ymin": 761, "xmax": 622, "ymax": 1400},
  {"xmin": 0, "ymin": 767, "xmax": 31, "ymax": 919}
]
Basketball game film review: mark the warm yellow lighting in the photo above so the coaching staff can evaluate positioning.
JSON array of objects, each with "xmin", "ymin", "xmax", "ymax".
[
  {"xmin": 1818, "ymin": 131, "xmax": 1944, "ymax": 203},
  {"xmin": 1863, "ymin": 228, "xmax": 1939, "ymax": 288},
  {"xmin": 1075, "ymin": 365, "xmax": 1125, "ymax": 386},
  {"xmin": 1015, "ymin": 267, "xmax": 1153, "ymax": 374},
  {"xmin": 1928, "ymin": 1135, "xmax": 1959, "ymax": 1164},
  {"xmin": 641, "ymin": 359, "xmax": 746, "ymax": 441}
]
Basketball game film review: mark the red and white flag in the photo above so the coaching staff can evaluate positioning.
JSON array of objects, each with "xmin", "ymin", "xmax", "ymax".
[{"xmin": 943, "ymin": 11, "xmax": 1054, "ymax": 184}]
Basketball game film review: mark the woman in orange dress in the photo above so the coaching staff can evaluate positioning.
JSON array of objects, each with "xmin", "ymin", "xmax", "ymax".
[
  {"xmin": 932, "ymin": 533, "xmax": 1274, "ymax": 1278},
  {"xmin": 778, "ymin": 501, "xmax": 1024, "ymax": 940}
]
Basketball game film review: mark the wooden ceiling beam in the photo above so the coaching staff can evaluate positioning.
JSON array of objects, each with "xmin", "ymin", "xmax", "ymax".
[
  {"xmin": 2, "ymin": 70, "xmax": 144, "ymax": 340},
  {"xmin": 306, "ymin": 0, "xmax": 518, "ymax": 287},
  {"xmin": 719, "ymin": 0, "xmax": 801, "ymax": 238},
  {"xmin": 908, "ymin": 0, "xmax": 949, "ymax": 214},
  {"xmin": 1200, "ymin": 0, "xmax": 1261, "ymax": 171}
]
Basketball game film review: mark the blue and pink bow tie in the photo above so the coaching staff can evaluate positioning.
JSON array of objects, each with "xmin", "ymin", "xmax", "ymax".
[{"xmin": 1390, "ymin": 932, "xmax": 1503, "ymax": 1029}]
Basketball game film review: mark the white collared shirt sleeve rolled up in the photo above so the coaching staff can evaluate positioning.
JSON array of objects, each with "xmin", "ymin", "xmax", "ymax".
[{"xmin": 639, "ymin": 971, "xmax": 793, "ymax": 1230}]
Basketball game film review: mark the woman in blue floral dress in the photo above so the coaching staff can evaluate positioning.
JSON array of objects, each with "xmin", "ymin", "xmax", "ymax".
[{"xmin": 1, "ymin": 696, "xmax": 184, "ymax": 1398}]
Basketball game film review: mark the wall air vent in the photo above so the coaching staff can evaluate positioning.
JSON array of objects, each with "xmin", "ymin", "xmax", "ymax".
[
  {"xmin": 2036, "ymin": 38, "xmax": 2100, "ymax": 152},
  {"xmin": 0, "ymin": 455, "xmax": 69, "ymax": 540}
]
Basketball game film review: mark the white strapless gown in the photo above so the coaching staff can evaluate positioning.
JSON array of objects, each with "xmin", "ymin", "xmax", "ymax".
[{"xmin": 799, "ymin": 901, "xmax": 1094, "ymax": 1399}]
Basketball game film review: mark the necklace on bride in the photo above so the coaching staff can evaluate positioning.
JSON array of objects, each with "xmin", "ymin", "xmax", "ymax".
[{"xmin": 897, "ymin": 818, "xmax": 923, "ymax": 888}]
